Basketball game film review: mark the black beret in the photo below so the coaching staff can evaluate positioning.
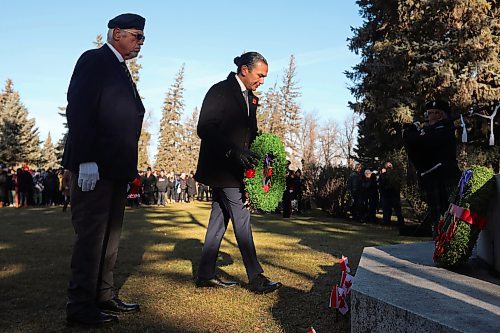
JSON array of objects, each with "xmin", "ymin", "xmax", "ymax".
[
  {"xmin": 425, "ymin": 100, "xmax": 450, "ymax": 114},
  {"xmin": 108, "ymin": 13, "xmax": 145, "ymax": 30}
]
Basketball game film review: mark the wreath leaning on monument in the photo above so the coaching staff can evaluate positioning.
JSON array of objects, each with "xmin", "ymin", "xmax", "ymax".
[
  {"xmin": 244, "ymin": 133, "xmax": 287, "ymax": 212},
  {"xmin": 433, "ymin": 165, "xmax": 496, "ymax": 268}
]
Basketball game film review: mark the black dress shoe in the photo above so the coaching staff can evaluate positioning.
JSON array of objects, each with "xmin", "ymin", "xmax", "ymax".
[
  {"xmin": 248, "ymin": 274, "xmax": 282, "ymax": 294},
  {"xmin": 98, "ymin": 298, "xmax": 140, "ymax": 314},
  {"xmin": 66, "ymin": 311, "xmax": 118, "ymax": 327},
  {"xmin": 195, "ymin": 277, "xmax": 238, "ymax": 288}
]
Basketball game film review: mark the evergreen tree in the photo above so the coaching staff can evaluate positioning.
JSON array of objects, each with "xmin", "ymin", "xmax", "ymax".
[
  {"xmin": 56, "ymin": 106, "xmax": 67, "ymax": 163},
  {"xmin": 0, "ymin": 79, "xmax": 14, "ymax": 125},
  {"xmin": 0, "ymin": 80, "xmax": 41, "ymax": 165},
  {"xmin": 155, "ymin": 64, "xmax": 186, "ymax": 173},
  {"xmin": 137, "ymin": 111, "xmax": 151, "ymax": 171},
  {"xmin": 347, "ymin": 0, "xmax": 499, "ymax": 163},
  {"xmin": 182, "ymin": 108, "xmax": 201, "ymax": 174},
  {"xmin": 42, "ymin": 131, "xmax": 59, "ymax": 169}
]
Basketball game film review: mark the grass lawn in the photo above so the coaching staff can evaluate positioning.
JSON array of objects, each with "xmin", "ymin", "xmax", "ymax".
[{"xmin": 0, "ymin": 202, "xmax": 423, "ymax": 333}]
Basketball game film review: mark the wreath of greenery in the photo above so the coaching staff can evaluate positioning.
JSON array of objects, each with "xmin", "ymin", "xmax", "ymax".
[
  {"xmin": 244, "ymin": 133, "xmax": 287, "ymax": 212},
  {"xmin": 434, "ymin": 165, "xmax": 495, "ymax": 267}
]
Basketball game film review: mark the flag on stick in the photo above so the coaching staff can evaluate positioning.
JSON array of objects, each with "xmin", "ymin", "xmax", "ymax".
[{"xmin": 339, "ymin": 255, "xmax": 351, "ymax": 273}]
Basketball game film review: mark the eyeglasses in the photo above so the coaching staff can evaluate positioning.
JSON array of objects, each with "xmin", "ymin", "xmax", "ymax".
[
  {"xmin": 124, "ymin": 29, "xmax": 145, "ymax": 42},
  {"xmin": 426, "ymin": 110, "xmax": 442, "ymax": 115}
]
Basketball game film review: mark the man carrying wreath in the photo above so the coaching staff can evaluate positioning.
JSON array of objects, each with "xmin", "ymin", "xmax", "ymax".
[{"xmin": 194, "ymin": 52, "xmax": 282, "ymax": 294}]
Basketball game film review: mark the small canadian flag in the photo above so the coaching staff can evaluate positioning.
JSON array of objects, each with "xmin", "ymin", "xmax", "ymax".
[
  {"xmin": 339, "ymin": 255, "xmax": 351, "ymax": 273},
  {"xmin": 329, "ymin": 285, "xmax": 344, "ymax": 308},
  {"xmin": 340, "ymin": 271, "xmax": 353, "ymax": 295},
  {"xmin": 329, "ymin": 285, "xmax": 349, "ymax": 314},
  {"xmin": 307, "ymin": 327, "xmax": 317, "ymax": 333}
]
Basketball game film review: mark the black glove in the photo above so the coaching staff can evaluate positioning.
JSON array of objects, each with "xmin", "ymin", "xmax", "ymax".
[{"xmin": 228, "ymin": 147, "xmax": 259, "ymax": 169}]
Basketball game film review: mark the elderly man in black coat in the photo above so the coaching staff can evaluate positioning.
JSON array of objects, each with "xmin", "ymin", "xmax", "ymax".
[
  {"xmin": 195, "ymin": 52, "xmax": 282, "ymax": 294},
  {"xmin": 62, "ymin": 13, "xmax": 146, "ymax": 327}
]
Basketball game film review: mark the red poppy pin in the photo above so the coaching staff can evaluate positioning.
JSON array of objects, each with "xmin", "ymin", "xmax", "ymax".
[{"xmin": 252, "ymin": 98, "xmax": 257, "ymax": 105}]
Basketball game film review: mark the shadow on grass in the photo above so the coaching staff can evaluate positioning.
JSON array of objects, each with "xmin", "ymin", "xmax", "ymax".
[
  {"xmin": 0, "ymin": 203, "xmax": 418, "ymax": 333},
  {"xmin": 0, "ymin": 206, "xmax": 213, "ymax": 332},
  {"xmin": 250, "ymin": 210, "xmax": 418, "ymax": 332}
]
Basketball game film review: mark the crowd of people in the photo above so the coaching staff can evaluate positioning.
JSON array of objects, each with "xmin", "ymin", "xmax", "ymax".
[
  {"xmin": 0, "ymin": 164, "xmax": 71, "ymax": 211},
  {"xmin": 126, "ymin": 167, "xmax": 212, "ymax": 207},
  {"xmin": 0, "ymin": 164, "xmax": 215, "ymax": 210},
  {"xmin": 0, "ymin": 163, "xmax": 309, "ymax": 215},
  {"xmin": 347, "ymin": 161, "xmax": 404, "ymax": 226}
]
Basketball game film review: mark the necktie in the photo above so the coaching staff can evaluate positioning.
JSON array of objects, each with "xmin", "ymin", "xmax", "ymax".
[
  {"xmin": 121, "ymin": 62, "xmax": 137, "ymax": 98},
  {"xmin": 243, "ymin": 90, "xmax": 249, "ymax": 115}
]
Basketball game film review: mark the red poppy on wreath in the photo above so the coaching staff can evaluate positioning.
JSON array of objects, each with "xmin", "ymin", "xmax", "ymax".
[
  {"xmin": 245, "ymin": 169, "xmax": 256, "ymax": 178},
  {"xmin": 262, "ymin": 184, "xmax": 270, "ymax": 193},
  {"xmin": 266, "ymin": 167, "xmax": 273, "ymax": 177},
  {"xmin": 252, "ymin": 98, "xmax": 257, "ymax": 105}
]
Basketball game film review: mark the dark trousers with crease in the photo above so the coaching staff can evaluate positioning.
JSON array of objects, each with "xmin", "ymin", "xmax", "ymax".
[
  {"xmin": 67, "ymin": 174, "xmax": 127, "ymax": 316},
  {"xmin": 197, "ymin": 187, "xmax": 264, "ymax": 281}
]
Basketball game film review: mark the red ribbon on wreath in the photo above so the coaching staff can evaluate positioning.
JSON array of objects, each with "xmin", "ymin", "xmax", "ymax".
[
  {"xmin": 448, "ymin": 204, "xmax": 488, "ymax": 230},
  {"xmin": 433, "ymin": 217, "xmax": 458, "ymax": 261}
]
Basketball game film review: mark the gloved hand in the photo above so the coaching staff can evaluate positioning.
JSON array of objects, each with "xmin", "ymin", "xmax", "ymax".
[
  {"xmin": 227, "ymin": 147, "xmax": 259, "ymax": 170},
  {"xmin": 402, "ymin": 122, "xmax": 419, "ymax": 131},
  {"xmin": 78, "ymin": 162, "xmax": 100, "ymax": 192}
]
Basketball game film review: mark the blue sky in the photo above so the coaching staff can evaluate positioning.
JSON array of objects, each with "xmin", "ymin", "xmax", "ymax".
[{"xmin": 0, "ymin": 1, "xmax": 363, "ymax": 145}]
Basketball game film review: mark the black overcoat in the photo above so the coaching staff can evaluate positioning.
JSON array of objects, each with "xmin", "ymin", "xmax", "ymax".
[
  {"xmin": 62, "ymin": 44, "xmax": 145, "ymax": 180},
  {"xmin": 195, "ymin": 72, "xmax": 259, "ymax": 188},
  {"xmin": 403, "ymin": 119, "xmax": 461, "ymax": 185}
]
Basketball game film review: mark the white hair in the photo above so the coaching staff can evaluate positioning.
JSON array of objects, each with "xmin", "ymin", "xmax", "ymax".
[{"xmin": 106, "ymin": 28, "xmax": 127, "ymax": 43}]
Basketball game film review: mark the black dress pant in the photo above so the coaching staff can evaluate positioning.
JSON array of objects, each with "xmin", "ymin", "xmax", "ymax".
[
  {"xmin": 67, "ymin": 175, "xmax": 127, "ymax": 316},
  {"xmin": 198, "ymin": 187, "xmax": 264, "ymax": 281},
  {"xmin": 424, "ymin": 179, "xmax": 456, "ymax": 235}
]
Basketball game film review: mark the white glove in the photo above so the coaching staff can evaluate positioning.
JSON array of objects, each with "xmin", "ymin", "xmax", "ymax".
[{"xmin": 78, "ymin": 162, "xmax": 100, "ymax": 192}]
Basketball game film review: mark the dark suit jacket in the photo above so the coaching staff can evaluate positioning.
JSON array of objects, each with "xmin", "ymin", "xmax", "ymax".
[
  {"xmin": 62, "ymin": 44, "xmax": 145, "ymax": 180},
  {"xmin": 195, "ymin": 72, "xmax": 259, "ymax": 187}
]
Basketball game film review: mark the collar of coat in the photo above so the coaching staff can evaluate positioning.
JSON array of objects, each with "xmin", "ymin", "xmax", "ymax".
[{"xmin": 227, "ymin": 72, "xmax": 259, "ymax": 102}]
